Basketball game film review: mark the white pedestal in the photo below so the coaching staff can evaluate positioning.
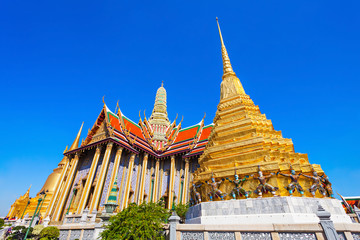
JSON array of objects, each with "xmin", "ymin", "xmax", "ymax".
[{"xmin": 185, "ymin": 197, "xmax": 352, "ymax": 225}]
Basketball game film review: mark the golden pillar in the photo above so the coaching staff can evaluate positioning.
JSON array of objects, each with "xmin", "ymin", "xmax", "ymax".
[
  {"xmin": 76, "ymin": 146, "xmax": 102, "ymax": 214},
  {"xmin": 122, "ymin": 153, "xmax": 136, "ymax": 210},
  {"xmin": 7, "ymin": 205, "xmax": 15, "ymax": 218},
  {"xmin": 105, "ymin": 146, "xmax": 123, "ymax": 201},
  {"xmin": 152, "ymin": 159, "xmax": 160, "ymax": 202},
  {"xmin": 89, "ymin": 142, "xmax": 113, "ymax": 213},
  {"xmin": 52, "ymin": 153, "xmax": 80, "ymax": 221},
  {"xmin": 137, "ymin": 153, "xmax": 149, "ymax": 204},
  {"xmin": 168, "ymin": 155, "xmax": 176, "ymax": 209},
  {"xmin": 46, "ymin": 157, "xmax": 70, "ymax": 217},
  {"xmin": 182, "ymin": 158, "xmax": 190, "ymax": 204}
]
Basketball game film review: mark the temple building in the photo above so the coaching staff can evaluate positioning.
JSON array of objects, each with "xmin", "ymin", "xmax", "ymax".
[{"xmin": 6, "ymin": 19, "xmax": 333, "ymax": 225}]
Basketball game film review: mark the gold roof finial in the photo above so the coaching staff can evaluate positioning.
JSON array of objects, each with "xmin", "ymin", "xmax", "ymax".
[
  {"xmin": 69, "ymin": 122, "xmax": 84, "ymax": 151},
  {"xmin": 161, "ymin": 81, "xmax": 164, "ymax": 87},
  {"xmin": 24, "ymin": 185, "xmax": 31, "ymax": 197},
  {"xmin": 63, "ymin": 145, "xmax": 68, "ymax": 154},
  {"xmin": 216, "ymin": 18, "xmax": 235, "ymax": 76}
]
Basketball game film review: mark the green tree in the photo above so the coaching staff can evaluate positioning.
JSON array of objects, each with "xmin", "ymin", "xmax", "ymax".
[
  {"xmin": 101, "ymin": 201, "xmax": 171, "ymax": 240},
  {"xmin": 174, "ymin": 203, "xmax": 190, "ymax": 223},
  {"xmin": 39, "ymin": 226, "xmax": 59, "ymax": 240}
]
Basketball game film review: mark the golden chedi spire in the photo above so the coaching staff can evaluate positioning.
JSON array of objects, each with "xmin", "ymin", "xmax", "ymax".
[
  {"xmin": 149, "ymin": 82, "xmax": 170, "ymax": 147},
  {"xmin": 69, "ymin": 122, "xmax": 84, "ymax": 151},
  {"xmin": 216, "ymin": 17, "xmax": 246, "ymax": 99},
  {"xmin": 194, "ymin": 19, "xmax": 325, "ymax": 198}
]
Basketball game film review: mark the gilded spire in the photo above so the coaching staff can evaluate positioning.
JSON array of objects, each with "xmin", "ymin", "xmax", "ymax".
[
  {"xmin": 216, "ymin": 17, "xmax": 235, "ymax": 76},
  {"xmin": 69, "ymin": 122, "xmax": 84, "ymax": 151},
  {"xmin": 216, "ymin": 18, "xmax": 246, "ymax": 99}
]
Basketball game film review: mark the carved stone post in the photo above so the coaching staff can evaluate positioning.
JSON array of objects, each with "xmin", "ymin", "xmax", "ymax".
[
  {"xmin": 168, "ymin": 211, "xmax": 180, "ymax": 240},
  {"xmin": 316, "ymin": 204, "xmax": 340, "ymax": 240}
]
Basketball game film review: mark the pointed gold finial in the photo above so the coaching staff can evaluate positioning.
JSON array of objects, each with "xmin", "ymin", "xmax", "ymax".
[
  {"xmin": 102, "ymin": 96, "xmax": 106, "ymax": 105},
  {"xmin": 216, "ymin": 18, "xmax": 235, "ymax": 76},
  {"xmin": 25, "ymin": 185, "xmax": 31, "ymax": 197},
  {"xmin": 63, "ymin": 145, "xmax": 68, "ymax": 154},
  {"xmin": 69, "ymin": 122, "xmax": 84, "ymax": 151}
]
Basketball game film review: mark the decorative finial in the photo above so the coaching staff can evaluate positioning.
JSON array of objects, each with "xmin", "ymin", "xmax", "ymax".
[
  {"xmin": 63, "ymin": 145, "xmax": 68, "ymax": 154},
  {"xmin": 216, "ymin": 18, "xmax": 235, "ymax": 76},
  {"xmin": 161, "ymin": 81, "xmax": 164, "ymax": 87},
  {"xmin": 69, "ymin": 122, "xmax": 84, "ymax": 151},
  {"xmin": 115, "ymin": 100, "xmax": 119, "ymax": 113}
]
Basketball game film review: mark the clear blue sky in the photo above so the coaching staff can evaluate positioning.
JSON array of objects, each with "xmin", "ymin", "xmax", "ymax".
[{"xmin": 1, "ymin": 0, "xmax": 359, "ymax": 217}]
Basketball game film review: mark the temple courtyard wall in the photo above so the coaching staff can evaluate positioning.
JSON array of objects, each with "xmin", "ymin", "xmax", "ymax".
[{"xmin": 4, "ymin": 197, "xmax": 360, "ymax": 240}]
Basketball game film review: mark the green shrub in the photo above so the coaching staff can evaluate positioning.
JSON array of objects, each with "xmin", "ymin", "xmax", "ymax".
[
  {"xmin": 101, "ymin": 201, "xmax": 171, "ymax": 240},
  {"xmin": 8, "ymin": 226, "xmax": 32, "ymax": 240},
  {"xmin": 174, "ymin": 202, "xmax": 190, "ymax": 223},
  {"xmin": 32, "ymin": 224, "xmax": 45, "ymax": 236},
  {"xmin": 0, "ymin": 218, "xmax": 4, "ymax": 229},
  {"xmin": 39, "ymin": 226, "xmax": 59, "ymax": 240}
]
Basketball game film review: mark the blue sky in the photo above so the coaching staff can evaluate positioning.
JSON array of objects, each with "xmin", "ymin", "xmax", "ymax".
[{"xmin": 0, "ymin": 0, "xmax": 359, "ymax": 216}]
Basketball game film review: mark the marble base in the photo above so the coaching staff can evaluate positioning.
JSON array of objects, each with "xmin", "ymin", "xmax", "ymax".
[{"xmin": 185, "ymin": 197, "xmax": 352, "ymax": 225}]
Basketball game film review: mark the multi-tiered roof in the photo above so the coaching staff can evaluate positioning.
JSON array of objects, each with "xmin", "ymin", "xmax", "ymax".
[{"xmin": 65, "ymin": 85, "xmax": 213, "ymax": 159}]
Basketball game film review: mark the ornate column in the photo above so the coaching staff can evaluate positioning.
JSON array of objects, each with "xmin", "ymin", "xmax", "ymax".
[
  {"xmin": 76, "ymin": 146, "xmax": 102, "ymax": 214},
  {"xmin": 105, "ymin": 146, "xmax": 123, "ymax": 201},
  {"xmin": 137, "ymin": 153, "xmax": 149, "ymax": 204},
  {"xmin": 152, "ymin": 159, "xmax": 160, "ymax": 202},
  {"xmin": 89, "ymin": 142, "xmax": 114, "ymax": 213},
  {"xmin": 182, "ymin": 158, "xmax": 190, "ymax": 204},
  {"xmin": 46, "ymin": 157, "xmax": 70, "ymax": 218},
  {"xmin": 52, "ymin": 153, "xmax": 80, "ymax": 221},
  {"xmin": 7, "ymin": 205, "xmax": 15, "ymax": 218},
  {"xmin": 122, "ymin": 153, "xmax": 136, "ymax": 210},
  {"xmin": 168, "ymin": 155, "xmax": 176, "ymax": 209}
]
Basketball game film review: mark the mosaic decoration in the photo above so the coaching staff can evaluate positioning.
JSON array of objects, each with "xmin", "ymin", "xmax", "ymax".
[
  {"xmin": 353, "ymin": 233, "xmax": 360, "ymax": 240},
  {"xmin": 173, "ymin": 157, "xmax": 181, "ymax": 203},
  {"xmin": 337, "ymin": 232, "xmax": 346, "ymax": 240},
  {"xmin": 100, "ymin": 151, "xmax": 116, "ymax": 206},
  {"xmin": 279, "ymin": 232, "xmax": 316, "ymax": 240},
  {"xmin": 73, "ymin": 217, "xmax": 80, "ymax": 223},
  {"xmin": 69, "ymin": 229, "xmax": 81, "ymax": 240},
  {"xmin": 83, "ymin": 229, "xmax": 94, "ymax": 240},
  {"xmin": 64, "ymin": 151, "xmax": 94, "ymax": 210},
  {"xmin": 59, "ymin": 230, "xmax": 69, "ymax": 240},
  {"xmin": 241, "ymin": 232, "xmax": 272, "ymax": 240},
  {"xmin": 208, "ymin": 231, "xmax": 235, "ymax": 240},
  {"xmin": 129, "ymin": 154, "xmax": 140, "ymax": 203},
  {"xmin": 181, "ymin": 231, "xmax": 204, "ymax": 240},
  {"xmin": 117, "ymin": 153, "xmax": 127, "ymax": 209},
  {"xmin": 161, "ymin": 160, "xmax": 171, "ymax": 197},
  {"xmin": 144, "ymin": 160, "xmax": 152, "ymax": 202}
]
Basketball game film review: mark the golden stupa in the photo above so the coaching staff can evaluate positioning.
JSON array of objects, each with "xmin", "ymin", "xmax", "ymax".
[{"xmin": 193, "ymin": 19, "xmax": 326, "ymax": 199}]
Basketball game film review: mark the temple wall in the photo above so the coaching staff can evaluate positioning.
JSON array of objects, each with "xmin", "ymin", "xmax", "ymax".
[
  {"xmin": 143, "ymin": 157, "xmax": 152, "ymax": 202},
  {"xmin": 99, "ymin": 149, "xmax": 116, "ymax": 207},
  {"xmin": 174, "ymin": 157, "xmax": 181, "ymax": 204},
  {"xmin": 127, "ymin": 154, "xmax": 137, "ymax": 203},
  {"xmin": 161, "ymin": 160, "xmax": 171, "ymax": 199},
  {"xmin": 117, "ymin": 152, "xmax": 130, "ymax": 210}
]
